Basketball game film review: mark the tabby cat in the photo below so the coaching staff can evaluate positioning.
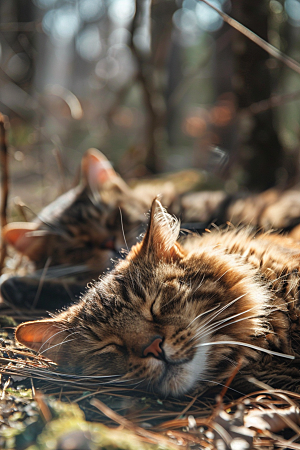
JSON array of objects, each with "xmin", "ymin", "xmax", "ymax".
[
  {"xmin": 4, "ymin": 149, "xmax": 300, "ymax": 278},
  {"xmin": 3, "ymin": 148, "xmax": 300, "ymax": 310},
  {"xmin": 2, "ymin": 148, "xmax": 161, "ymax": 278},
  {"xmin": 176, "ymin": 187, "xmax": 300, "ymax": 234},
  {"xmin": 15, "ymin": 199, "xmax": 300, "ymax": 397}
]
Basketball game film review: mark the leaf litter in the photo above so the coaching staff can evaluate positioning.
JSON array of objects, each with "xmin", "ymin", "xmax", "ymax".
[{"xmin": 1, "ymin": 316, "xmax": 300, "ymax": 450}]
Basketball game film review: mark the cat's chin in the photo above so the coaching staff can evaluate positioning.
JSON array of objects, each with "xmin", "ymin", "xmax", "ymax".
[{"xmin": 155, "ymin": 345, "xmax": 210, "ymax": 397}]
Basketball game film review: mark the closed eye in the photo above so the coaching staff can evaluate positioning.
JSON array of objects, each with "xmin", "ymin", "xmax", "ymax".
[
  {"xmin": 84, "ymin": 327, "xmax": 125, "ymax": 353},
  {"xmin": 98, "ymin": 343, "xmax": 126, "ymax": 353},
  {"xmin": 150, "ymin": 299, "xmax": 159, "ymax": 321}
]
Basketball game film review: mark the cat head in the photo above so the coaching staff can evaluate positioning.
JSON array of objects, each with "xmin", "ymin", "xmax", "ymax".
[
  {"xmin": 2, "ymin": 149, "xmax": 161, "ymax": 275},
  {"xmin": 15, "ymin": 199, "xmax": 269, "ymax": 397}
]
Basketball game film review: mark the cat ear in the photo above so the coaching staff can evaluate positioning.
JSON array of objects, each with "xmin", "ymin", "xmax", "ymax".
[
  {"xmin": 131, "ymin": 198, "xmax": 183, "ymax": 261},
  {"xmin": 15, "ymin": 319, "xmax": 69, "ymax": 363},
  {"xmin": 81, "ymin": 148, "xmax": 129, "ymax": 193},
  {"xmin": 2, "ymin": 222, "xmax": 45, "ymax": 261}
]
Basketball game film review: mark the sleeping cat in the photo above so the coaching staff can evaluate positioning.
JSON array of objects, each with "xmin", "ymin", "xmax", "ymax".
[
  {"xmin": 3, "ymin": 148, "xmax": 300, "ymax": 310},
  {"xmin": 15, "ymin": 199, "xmax": 300, "ymax": 397},
  {"xmin": 2, "ymin": 148, "xmax": 160, "ymax": 277},
  {"xmin": 176, "ymin": 187, "xmax": 300, "ymax": 233},
  {"xmin": 4, "ymin": 149, "xmax": 300, "ymax": 278},
  {"xmin": 1, "ymin": 149, "xmax": 178, "ymax": 308}
]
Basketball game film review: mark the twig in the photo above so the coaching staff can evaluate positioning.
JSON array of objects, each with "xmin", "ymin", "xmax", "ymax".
[
  {"xmin": 200, "ymin": 0, "xmax": 300, "ymax": 76},
  {"xmin": 35, "ymin": 390, "xmax": 52, "ymax": 422},
  {"xmin": 91, "ymin": 398, "xmax": 179, "ymax": 449},
  {"xmin": 31, "ymin": 378, "xmax": 36, "ymax": 398},
  {"xmin": 1, "ymin": 377, "xmax": 10, "ymax": 400},
  {"xmin": 209, "ymin": 358, "xmax": 243, "ymax": 424},
  {"xmin": 246, "ymin": 90, "xmax": 300, "ymax": 115},
  {"xmin": 74, "ymin": 389, "xmax": 102, "ymax": 403},
  {"xmin": 217, "ymin": 358, "xmax": 243, "ymax": 403},
  {"xmin": 175, "ymin": 395, "xmax": 197, "ymax": 420},
  {"xmin": 0, "ymin": 114, "xmax": 9, "ymax": 276}
]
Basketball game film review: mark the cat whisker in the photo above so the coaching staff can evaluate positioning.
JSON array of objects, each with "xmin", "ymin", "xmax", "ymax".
[
  {"xmin": 196, "ymin": 340, "xmax": 295, "ymax": 360},
  {"xmin": 188, "ymin": 293, "xmax": 248, "ymax": 336},
  {"xmin": 10, "ymin": 368, "xmax": 122, "ymax": 382},
  {"xmin": 38, "ymin": 328, "xmax": 81, "ymax": 356},
  {"xmin": 35, "ymin": 217, "xmax": 73, "ymax": 241},
  {"xmin": 119, "ymin": 377, "xmax": 147, "ymax": 389},
  {"xmin": 27, "ymin": 368, "xmax": 123, "ymax": 379},
  {"xmin": 268, "ymin": 272, "xmax": 293, "ymax": 285},
  {"xmin": 17, "ymin": 366, "xmax": 127, "ymax": 386},
  {"xmin": 161, "ymin": 291, "xmax": 183, "ymax": 309},
  {"xmin": 192, "ymin": 274, "xmax": 206, "ymax": 294},
  {"xmin": 194, "ymin": 378, "xmax": 245, "ymax": 396},
  {"xmin": 39, "ymin": 337, "xmax": 78, "ymax": 356},
  {"xmin": 146, "ymin": 373, "xmax": 156, "ymax": 394},
  {"xmin": 194, "ymin": 312, "xmax": 265, "ymax": 343},
  {"xmin": 266, "ymin": 297, "xmax": 298, "ymax": 312},
  {"xmin": 33, "ymin": 264, "xmax": 90, "ymax": 279},
  {"xmin": 131, "ymin": 381, "xmax": 148, "ymax": 392},
  {"xmin": 215, "ymin": 269, "xmax": 231, "ymax": 282},
  {"xmin": 37, "ymin": 327, "xmax": 78, "ymax": 354},
  {"xmin": 193, "ymin": 302, "xmax": 266, "ymax": 341},
  {"xmin": 119, "ymin": 207, "xmax": 129, "ymax": 253},
  {"xmin": 186, "ymin": 304, "xmax": 221, "ymax": 329},
  {"xmin": 197, "ymin": 293, "xmax": 248, "ymax": 331}
]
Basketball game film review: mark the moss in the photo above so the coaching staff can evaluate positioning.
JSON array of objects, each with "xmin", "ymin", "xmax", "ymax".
[
  {"xmin": 8, "ymin": 398, "xmax": 171, "ymax": 450},
  {"xmin": 0, "ymin": 315, "xmax": 17, "ymax": 328}
]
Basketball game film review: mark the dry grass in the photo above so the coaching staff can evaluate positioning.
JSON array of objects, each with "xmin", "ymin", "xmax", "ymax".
[{"xmin": 1, "ymin": 324, "xmax": 300, "ymax": 449}]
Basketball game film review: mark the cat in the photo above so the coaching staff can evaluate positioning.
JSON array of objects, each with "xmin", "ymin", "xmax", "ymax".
[
  {"xmin": 4, "ymin": 148, "xmax": 300, "ymax": 277},
  {"xmin": 176, "ymin": 187, "xmax": 300, "ymax": 234},
  {"xmin": 15, "ymin": 198, "xmax": 300, "ymax": 398},
  {"xmin": 3, "ymin": 148, "xmax": 300, "ymax": 310},
  {"xmin": 2, "ymin": 148, "xmax": 159, "ymax": 277},
  {"xmin": 1, "ymin": 149, "xmax": 178, "ymax": 308}
]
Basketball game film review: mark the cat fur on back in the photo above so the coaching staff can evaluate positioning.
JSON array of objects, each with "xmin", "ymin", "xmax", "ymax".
[{"xmin": 16, "ymin": 199, "xmax": 300, "ymax": 397}]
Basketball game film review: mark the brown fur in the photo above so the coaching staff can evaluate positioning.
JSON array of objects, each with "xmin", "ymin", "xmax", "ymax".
[
  {"xmin": 178, "ymin": 188, "xmax": 300, "ymax": 233},
  {"xmin": 3, "ymin": 149, "xmax": 176, "ymax": 280},
  {"xmin": 15, "ymin": 199, "xmax": 300, "ymax": 397},
  {"xmin": 4, "ymin": 151, "xmax": 300, "ymax": 286}
]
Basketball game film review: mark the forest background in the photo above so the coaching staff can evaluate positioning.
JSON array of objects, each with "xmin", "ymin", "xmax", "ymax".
[{"xmin": 1, "ymin": 0, "xmax": 300, "ymax": 216}]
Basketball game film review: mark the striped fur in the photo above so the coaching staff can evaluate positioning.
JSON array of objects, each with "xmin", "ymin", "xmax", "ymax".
[{"xmin": 16, "ymin": 199, "xmax": 300, "ymax": 397}]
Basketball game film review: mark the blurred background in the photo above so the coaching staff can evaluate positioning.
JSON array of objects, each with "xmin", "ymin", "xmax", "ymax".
[{"xmin": 1, "ymin": 0, "xmax": 300, "ymax": 214}]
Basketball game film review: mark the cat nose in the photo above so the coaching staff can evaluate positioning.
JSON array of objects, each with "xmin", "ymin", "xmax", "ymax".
[{"xmin": 143, "ymin": 337, "xmax": 164, "ymax": 360}]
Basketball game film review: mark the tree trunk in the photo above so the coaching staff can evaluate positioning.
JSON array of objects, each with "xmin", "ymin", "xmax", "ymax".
[{"xmin": 231, "ymin": 0, "xmax": 283, "ymax": 191}]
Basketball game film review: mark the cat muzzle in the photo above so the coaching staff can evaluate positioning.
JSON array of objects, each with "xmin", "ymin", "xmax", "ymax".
[{"xmin": 143, "ymin": 337, "xmax": 165, "ymax": 361}]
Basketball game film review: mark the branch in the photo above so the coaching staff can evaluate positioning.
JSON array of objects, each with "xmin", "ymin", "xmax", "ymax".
[
  {"xmin": 246, "ymin": 90, "xmax": 300, "ymax": 115},
  {"xmin": 200, "ymin": 0, "xmax": 300, "ymax": 76},
  {"xmin": 0, "ymin": 114, "xmax": 9, "ymax": 275},
  {"xmin": 129, "ymin": 0, "xmax": 159, "ymax": 173}
]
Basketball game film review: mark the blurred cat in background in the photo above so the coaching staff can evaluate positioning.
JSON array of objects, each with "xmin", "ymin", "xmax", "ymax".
[{"xmin": 0, "ymin": 149, "xmax": 179, "ymax": 309}]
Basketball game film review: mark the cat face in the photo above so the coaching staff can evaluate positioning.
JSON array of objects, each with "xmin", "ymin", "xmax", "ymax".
[
  {"xmin": 16, "ymin": 199, "xmax": 270, "ymax": 397},
  {"xmin": 3, "ymin": 149, "xmax": 153, "ymax": 276}
]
